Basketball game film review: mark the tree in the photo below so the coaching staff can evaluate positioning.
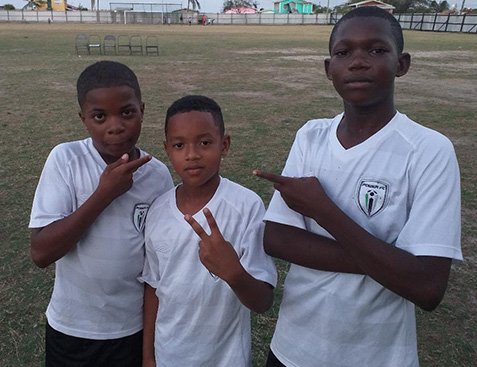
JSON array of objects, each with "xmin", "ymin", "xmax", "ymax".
[
  {"xmin": 23, "ymin": 0, "xmax": 46, "ymax": 10},
  {"xmin": 187, "ymin": 0, "xmax": 201, "ymax": 12},
  {"xmin": 3, "ymin": 3, "xmax": 15, "ymax": 9},
  {"xmin": 223, "ymin": 0, "xmax": 258, "ymax": 12}
]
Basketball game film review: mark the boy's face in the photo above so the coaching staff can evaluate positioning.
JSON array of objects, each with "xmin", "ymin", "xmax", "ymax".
[
  {"xmin": 164, "ymin": 111, "xmax": 230, "ymax": 189},
  {"xmin": 79, "ymin": 85, "xmax": 144, "ymax": 165},
  {"xmin": 324, "ymin": 17, "xmax": 409, "ymax": 109}
]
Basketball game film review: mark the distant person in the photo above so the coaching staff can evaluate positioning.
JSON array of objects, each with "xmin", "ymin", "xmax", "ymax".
[
  {"xmin": 141, "ymin": 95, "xmax": 277, "ymax": 367},
  {"xmin": 29, "ymin": 61, "xmax": 173, "ymax": 367},
  {"xmin": 254, "ymin": 6, "xmax": 462, "ymax": 367},
  {"xmin": 180, "ymin": 14, "xmax": 183, "ymax": 24},
  {"xmin": 167, "ymin": 15, "xmax": 171, "ymax": 25},
  {"xmin": 188, "ymin": 16, "xmax": 192, "ymax": 25}
]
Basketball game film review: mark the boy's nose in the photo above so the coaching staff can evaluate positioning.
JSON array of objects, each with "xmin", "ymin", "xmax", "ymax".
[
  {"xmin": 185, "ymin": 145, "xmax": 200, "ymax": 160},
  {"xmin": 348, "ymin": 51, "xmax": 370, "ymax": 70},
  {"xmin": 106, "ymin": 117, "xmax": 125, "ymax": 134}
]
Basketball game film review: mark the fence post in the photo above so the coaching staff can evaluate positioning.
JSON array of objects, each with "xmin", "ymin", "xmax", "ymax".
[
  {"xmin": 287, "ymin": 12, "xmax": 289, "ymax": 24},
  {"xmin": 259, "ymin": 12, "xmax": 261, "ymax": 25},
  {"xmin": 460, "ymin": 13, "xmax": 466, "ymax": 32},
  {"xmin": 445, "ymin": 13, "xmax": 450, "ymax": 31},
  {"xmin": 245, "ymin": 13, "xmax": 247, "ymax": 24},
  {"xmin": 273, "ymin": 12, "xmax": 275, "ymax": 25},
  {"xmin": 432, "ymin": 12, "xmax": 437, "ymax": 31},
  {"xmin": 410, "ymin": 12, "xmax": 414, "ymax": 29},
  {"xmin": 65, "ymin": 10, "xmax": 68, "ymax": 22},
  {"xmin": 302, "ymin": 12, "xmax": 304, "ymax": 24}
]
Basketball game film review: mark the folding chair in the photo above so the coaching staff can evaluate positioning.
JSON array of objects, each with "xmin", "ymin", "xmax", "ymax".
[
  {"xmin": 129, "ymin": 35, "xmax": 143, "ymax": 55},
  {"xmin": 145, "ymin": 36, "xmax": 159, "ymax": 56},
  {"xmin": 117, "ymin": 35, "xmax": 131, "ymax": 55},
  {"xmin": 103, "ymin": 35, "xmax": 117, "ymax": 55},
  {"xmin": 75, "ymin": 34, "xmax": 89, "ymax": 55},
  {"xmin": 88, "ymin": 34, "xmax": 102, "ymax": 55}
]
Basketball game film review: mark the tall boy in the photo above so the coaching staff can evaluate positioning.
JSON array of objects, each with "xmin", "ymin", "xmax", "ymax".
[
  {"xmin": 255, "ymin": 7, "xmax": 462, "ymax": 367},
  {"xmin": 29, "ymin": 61, "xmax": 173, "ymax": 367},
  {"xmin": 141, "ymin": 95, "xmax": 277, "ymax": 367}
]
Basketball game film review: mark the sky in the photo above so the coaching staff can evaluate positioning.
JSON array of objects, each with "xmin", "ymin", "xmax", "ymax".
[{"xmin": 3, "ymin": 0, "xmax": 476, "ymax": 13}]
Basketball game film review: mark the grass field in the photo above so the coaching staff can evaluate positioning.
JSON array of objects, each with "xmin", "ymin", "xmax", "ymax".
[{"xmin": 0, "ymin": 22, "xmax": 476, "ymax": 367}]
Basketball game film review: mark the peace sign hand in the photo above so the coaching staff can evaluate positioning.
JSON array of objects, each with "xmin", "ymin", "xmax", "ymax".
[{"xmin": 185, "ymin": 208, "xmax": 241, "ymax": 283}]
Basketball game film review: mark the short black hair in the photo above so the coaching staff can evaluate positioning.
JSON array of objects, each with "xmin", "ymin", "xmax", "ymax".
[
  {"xmin": 165, "ymin": 95, "xmax": 225, "ymax": 137},
  {"xmin": 329, "ymin": 7, "xmax": 404, "ymax": 54},
  {"xmin": 76, "ymin": 61, "xmax": 141, "ymax": 108}
]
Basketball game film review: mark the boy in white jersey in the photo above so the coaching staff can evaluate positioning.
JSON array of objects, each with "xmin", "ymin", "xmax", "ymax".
[
  {"xmin": 29, "ymin": 61, "xmax": 173, "ymax": 367},
  {"xmin": 254, "ymin": 7, "xmax": 462, "ymax": 367},
  {"xmin": 141, "ymin": 95, "xmax": 277, "ymax": 367}
]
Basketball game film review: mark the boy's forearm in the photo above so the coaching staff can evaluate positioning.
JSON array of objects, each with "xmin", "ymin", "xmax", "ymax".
[
  {"xmin": 143, "ymin": 284, "xmax": 158, "ymax": 365},
  {"xmin": 315, "ymin": 203, "xmax": 452, "ymax": 311},
  {"xmin": 30, "ymin": 189, "xmax": 113, "ymax": 268},
  {"xmin": 225, "ymin": 266, "xmax": 274, "ymax": 314},
  {"xmin": 264, "ymin": 222, "xmax": 364, "ymax": 274}
]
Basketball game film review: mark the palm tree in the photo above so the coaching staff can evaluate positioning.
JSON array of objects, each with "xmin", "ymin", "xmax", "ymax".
[
  {"xmin": 23, "ymin": 0, "xmax": 46, "ymax": 10},
  {"xmin": 187, "ymin": 0, "xmax": 201, "ymax": 12}
]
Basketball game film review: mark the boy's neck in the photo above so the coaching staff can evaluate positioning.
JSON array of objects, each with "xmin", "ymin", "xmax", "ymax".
[
  {"xmin": 337, "ymin": 104, "xmax": 396, "ymax": 149},
  {"xmin": 176, "ymin": 175, "xmax": 221, "ymax": 216}
]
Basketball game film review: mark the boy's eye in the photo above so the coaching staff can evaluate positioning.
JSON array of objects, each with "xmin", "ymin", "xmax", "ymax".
[
  {"xmin": 173, "ymin": 143, "xmax": 183, "ymax": 149},
  {"xmin": 200, "ymin": 140, "xmax": 211, "ymax": 146},
  {"xmin": 93, "ymin": 114, "xmax": 105, "ymax": 122},
  {"xmin": 122, "ymin": 108, "xmax": 137, "ymax": 117},
  {"xmin": 334, "ymin": 50, "xmax": 349, "ymax": 57},
  {"xmin": 370, "ymin": 48, "xmax": 387, "ymax": 55}
]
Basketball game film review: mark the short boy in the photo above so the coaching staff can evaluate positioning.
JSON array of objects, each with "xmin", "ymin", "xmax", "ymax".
[
  {"xmin": 141, "ymin": 95, "xmax": 277, "ymax": 367},
  {"xmin": 255, "ymin": 7, "xmax": 462, "ymax": 367},
  {"xmin": 29, "ymin": 61, "xmax": 173, "ymax": 367}
]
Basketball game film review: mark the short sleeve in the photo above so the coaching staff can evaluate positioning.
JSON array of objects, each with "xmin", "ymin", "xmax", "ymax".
[
  {"xmin": 264, "ymin": 127, "xmax": 307, "ymax": 230},
  {"xmin": 139, "ymin": 236, "xmax": 161, "ymax": 288},
  {"xmin": 138, "ymin": 205, "xmax": 163, "ymax": 288},
  {"xmin": 397, "ymin": 137, "xmax": 462, "ymax": 261},
  {"xmin": 29, "ymin": 145, "xmax": 75, "ymax": 229},
  {"xmin": 239, "ymin": 198, "xmax": 277, "ymax": 288}
]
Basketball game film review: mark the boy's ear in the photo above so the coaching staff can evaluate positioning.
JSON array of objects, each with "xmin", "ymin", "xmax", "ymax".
[
  {"xmin": 78, "ymin": 111, "xmax": 86, "ymax": 124},
  {"xmin": 221, "ymin": 134, "xmax": 231, "ymax": 156},
  {"xmin": 141, "ymin": 102, "xmax": 145, "ymax": 115},
  {"xmin": 396, "ymin": 52, "xmax": 411, "ymax": 78},
  {"xmin": 324, "ymin": 58, "xmax": 332, "ymax": 81}
]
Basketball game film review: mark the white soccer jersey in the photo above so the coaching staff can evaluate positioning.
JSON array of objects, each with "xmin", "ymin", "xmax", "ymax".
[
  {"xmin": 29, "ymin": 138, "xmax": 173, "ymax": 339},
  {"xmin": 264, "ymin": 112, "xmax": 462, "ymax": 367},
  {"xmin": 141, "ymin": 177, "xmax": 277, "ymax": 367}
]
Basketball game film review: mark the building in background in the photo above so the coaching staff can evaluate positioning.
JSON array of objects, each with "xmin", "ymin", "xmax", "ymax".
[
  {"xmin": 274, "ymin": 0, "xmax": 313, "ymax": 14},
  {"xmin": 349, "ymin": 0, "xmax": 395, "ymax": 13}
]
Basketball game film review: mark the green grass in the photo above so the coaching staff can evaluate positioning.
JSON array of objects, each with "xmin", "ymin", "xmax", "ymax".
[{"xmin": 0, "ymin": 23, "xmax": 476, "ymax": 367}]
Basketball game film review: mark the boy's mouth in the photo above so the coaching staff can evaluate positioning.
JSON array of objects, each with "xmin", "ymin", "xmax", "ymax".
[{"xmin": 185, "ymin": 165, "xmax": 204, "ymax": 175}]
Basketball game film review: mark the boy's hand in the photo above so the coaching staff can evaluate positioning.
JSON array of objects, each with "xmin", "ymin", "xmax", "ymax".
[
  {"xmin": 185, "ymin": 208, "xmax": 241, "ymax": 283},
  {"xmin": 98, "ymin": 153, "xmax": 152, "ymax": 203},
  {"xmin": 253, "ymin": 169, "xmax": 331, "ymax": 221}
]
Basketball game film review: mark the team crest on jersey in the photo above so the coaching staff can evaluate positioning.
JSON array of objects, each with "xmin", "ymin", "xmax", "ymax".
[
  {"xmin": 356, "ymin": 180, "xmax": 389, "ymax": 217},
  {"xmin": 133, "ymin": 203, "xmax": 150, "ymax": 232}
]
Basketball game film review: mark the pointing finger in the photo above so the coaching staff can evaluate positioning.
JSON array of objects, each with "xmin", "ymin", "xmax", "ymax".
[
  {"xmin": 184, "ymin": 214, "xmax": 209, "ymax": 241},
  {"xmin": 123, "ymin": 155, "xmax": 152, "ymax": 173},
  {"xmin": 203, "ymin": 208, "xmax": 221, "ymax": 236},
  {"xmin": 105, "ymin": 154, "xmax": 129, "ymax": 171},
  {"xmin": 253, "ymin": 170, "xmax": 287, "ymax": 185}
]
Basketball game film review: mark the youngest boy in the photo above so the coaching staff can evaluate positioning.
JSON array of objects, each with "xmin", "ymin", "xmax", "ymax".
[
  {"xmin": 29, "ymin": 61, "xmax": 173, "ymax": 366},
  {"xmin": 141, "ymin": 95, "xmax": 277, "ymax": 367}
]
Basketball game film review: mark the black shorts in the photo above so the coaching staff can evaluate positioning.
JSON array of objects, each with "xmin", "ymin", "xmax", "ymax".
[
  {"xmin": 266, "ymin": 349, "xmax": 287, "ymax": 367},
  {"xmin": 45, "ymin": 322, "xmax": 142, "ymax": 367}
]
